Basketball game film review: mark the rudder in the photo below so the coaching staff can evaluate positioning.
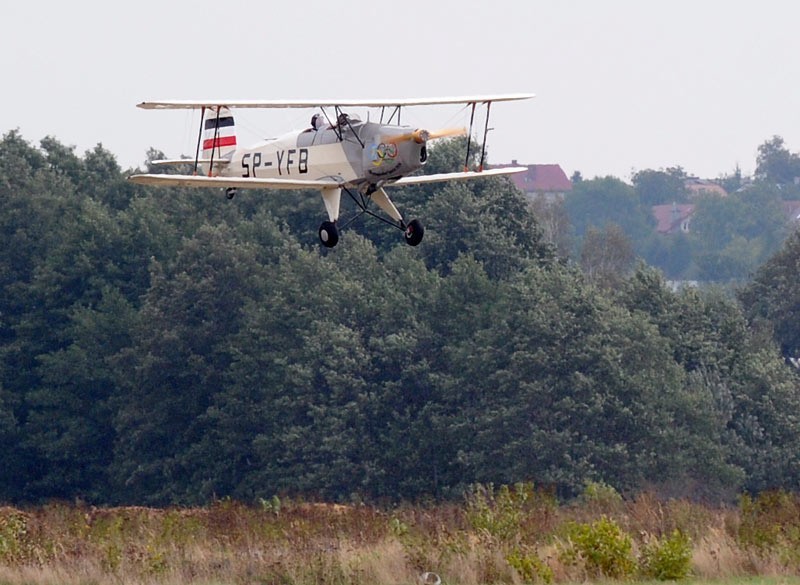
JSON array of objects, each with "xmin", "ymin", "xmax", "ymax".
[{"xmin": 202, "ymin": 106, "xmax": 237, "ymax": 160}]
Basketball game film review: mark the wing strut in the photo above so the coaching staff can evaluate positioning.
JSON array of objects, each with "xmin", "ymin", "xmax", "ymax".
[
  {"xmin": 378, "ymin": 105, "xmax": 402, "ymax": 125},
  {"xmin": 192, "ymin": 106, "xmax": 205, "ymax": 175},
  {"xmin": 208, "ymin": 107, "xmax": 222, "ymax": 176},
  {"xmin": 463, "ymin": 99, "xmax": 496, "ymax": 172},
  {"xmin": 479, "ymin": 100, "xmax": 492, "ymax": 172},
  {"xmin": 464, "ymin": 103, "xmax": 477, "ymax": 172}
]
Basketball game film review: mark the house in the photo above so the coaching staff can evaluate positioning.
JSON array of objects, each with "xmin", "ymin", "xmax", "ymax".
[
  {"xmin": 491, "ymin": 161, "xmax": 572, "ymax": 201},
  {"xmin": 652, "ymin": 200, "xmax": 800, "ymax": 236},
  {"xmin": 685, "ymin": 178, "xmax": 727, "ymax": 198},
  {"xmin": 652, "ymin": 203, "xmax": 695, "ymax": 234}
]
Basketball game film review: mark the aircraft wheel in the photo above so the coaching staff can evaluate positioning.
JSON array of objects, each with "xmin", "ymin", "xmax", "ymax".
[
  {"xmin": 225, "ymin": 187, "xmax": 237, "ymax": 200},
  {"xmin": 319, "ymin": 221, "xmax": 339, "ymax": 248},
  {"xmin": 404, "ymin": 219, "xmax": 424, "ymax": 246}
]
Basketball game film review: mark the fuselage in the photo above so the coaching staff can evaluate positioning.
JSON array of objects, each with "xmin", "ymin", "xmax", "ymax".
[{"xmin": 205, "ymin": 119, "xmax": 428, "ymax": 188}]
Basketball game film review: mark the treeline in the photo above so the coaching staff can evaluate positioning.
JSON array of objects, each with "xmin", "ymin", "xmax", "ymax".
[
  {"xmin": 543, "ymin": 136, "xmax": 800, "ymax": 282},
  {"xmin": 1, "ymin": 131, "xmax": 800, "ymax": 506}
]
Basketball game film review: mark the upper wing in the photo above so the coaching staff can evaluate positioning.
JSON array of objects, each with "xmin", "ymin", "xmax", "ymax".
[
  {"xmin": 128, "ymin": 174, "xmax": 342, "ymax": 190},
  {"xmin": 391, "ymin": 167, "xmax": 528, "ymax": 186},
  {"xmin": 137, "ymin": 94, "xmax": 535, "ymax": 110}
]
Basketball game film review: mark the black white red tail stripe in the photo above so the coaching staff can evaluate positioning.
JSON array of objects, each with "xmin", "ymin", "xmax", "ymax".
[{"xmin": 202, "ymin": 107, "xmax": 236, "ymax": 159}]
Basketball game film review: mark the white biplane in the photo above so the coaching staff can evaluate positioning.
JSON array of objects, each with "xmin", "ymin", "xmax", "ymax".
[{"xmin": 128, "ymin": 94, "xmax": 534, "ymax": 247}]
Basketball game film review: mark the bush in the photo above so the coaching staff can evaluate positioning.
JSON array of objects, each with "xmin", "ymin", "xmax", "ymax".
[
  {"xmin": 0, "ymin": 509, "xmax": 29, "ymax": 564},
  {"xmin": 465, "ymin": 483, "xmax": 534, "ymax": 543},
  {"xmin": 561, "ymin": 516, "xmax": 636, "ymax": 579},
  {"xmin": 639, "ymin": 530, "xmax": 692, "ymax": 580},
  {"xmin": 738, "ymin": 490, "xmax": 800, "ymax": 568},
  {"xmin": 507, "ymin": 546, "xmax": 554, "ymax": 584}
]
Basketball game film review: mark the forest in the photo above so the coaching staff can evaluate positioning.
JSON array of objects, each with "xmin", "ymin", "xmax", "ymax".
[{"xmin": 2, "ymin": 129, "xmax": 800, "ymax": 507}]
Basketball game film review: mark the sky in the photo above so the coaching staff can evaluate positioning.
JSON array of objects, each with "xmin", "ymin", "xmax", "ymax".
[{"xmin": 4, "ymin": 0, "xmax": 800, "ymax": 181}]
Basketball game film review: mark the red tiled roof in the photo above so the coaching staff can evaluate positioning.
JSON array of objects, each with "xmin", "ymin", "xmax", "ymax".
[
  {"xmin": 492, "ymin": 163, "xmax": 572, "ymax": 193},
  {"xmin": 652, "ymin": 204, "xmax": 695, "ymax": 234}
]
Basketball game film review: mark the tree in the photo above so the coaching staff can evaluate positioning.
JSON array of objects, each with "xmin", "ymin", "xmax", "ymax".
[
  {"xmin": 690, "ymin": 183, "xmax": 788, "ymax": 280},
  {"xmin": 529, "ymin": 194, "xmax": 574, "ymax": 259},
  {"xmin": 718, "ymin": 164, "xmax": 744, "ymax": 194},
  {"xmin": 739, "ymin": 230, "xmax": 800, "ymax": 360},
  {"xmin": 111, "ymin": 224, "xmax": 266, "ymax": 504},
  {"xmin": 579, "ymin": 224, "xmax": 636, "ymax": 288},
  {"xmin": 564, "ymin": 176, "xmax": 654, "ymax": 248},
  {"xmin": 755, "ymin": 135, "xmax": 800, "ymax": 186},
  {"xmin": 419, "ymin": 179, "xmax": 550, "ymax": 280},
  {"xmin": 632, "ymin": 167, "xmax": 689, "ymax": 206}
]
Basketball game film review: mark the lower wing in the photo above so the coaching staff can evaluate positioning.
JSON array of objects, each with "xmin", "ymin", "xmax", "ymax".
[
  {"xmin": 128, "ymin": 174, "xmax": 342, "ymax": 190},
  {"xmin": 127, "ymin": 166, "xmax": 527, "ymax": 190},
  {"xmin": 391, "ymin": 167, "xmax": 527, "ymax": 186}
]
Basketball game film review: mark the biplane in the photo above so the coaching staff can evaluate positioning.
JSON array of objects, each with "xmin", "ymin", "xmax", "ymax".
[{"xmin": 128, "ymin": 94, "xmax": 534, "ymax": 247}]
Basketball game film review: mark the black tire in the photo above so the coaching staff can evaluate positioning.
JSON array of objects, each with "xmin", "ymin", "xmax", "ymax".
[
  {"xmin": 225, "ymin": 188, "xmax": 237, "ymax": 200},
  {"xmin": 404, "ymin": 219, "xmax": 424, "ymax": 246},
  {"xmin": 319, "ymin": 221, "xmax": 339, "ymax": 248}
]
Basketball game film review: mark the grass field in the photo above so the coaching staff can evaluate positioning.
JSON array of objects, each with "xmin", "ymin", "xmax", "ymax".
[{"xmin": 1, "ymin": 485, "xmax": 799, "ymax": 585}]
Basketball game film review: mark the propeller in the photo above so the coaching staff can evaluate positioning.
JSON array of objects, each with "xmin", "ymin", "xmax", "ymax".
[{"xmin": 384, "ymin": 127, "xmax": 466, "ymax": 144}]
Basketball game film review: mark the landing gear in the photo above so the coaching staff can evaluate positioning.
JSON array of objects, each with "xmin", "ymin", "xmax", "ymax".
[
  {"xmin": 225, "ymin": 187, "xmax": 237, "ymax": 200},
  {"xmin": 328, "ymin": 186, "xmax": 425, "ymax": 247},
  {"xmin": 404, "ymin": 219, "xmax": 424, "ymax": 246},
  {"xmin": 319, "ymin": 220, "xmax": 339, "ymax": 248}
]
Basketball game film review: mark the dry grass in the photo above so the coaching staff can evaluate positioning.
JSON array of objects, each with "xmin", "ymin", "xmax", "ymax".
[{"xmin": 1, "ymin": 490, "xmax": 800, "ymax": 585}]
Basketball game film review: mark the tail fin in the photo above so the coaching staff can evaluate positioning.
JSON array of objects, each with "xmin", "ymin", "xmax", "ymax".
[{"xmin": 202, "ymin": 106, "xmax": 237, "ymax": 160}]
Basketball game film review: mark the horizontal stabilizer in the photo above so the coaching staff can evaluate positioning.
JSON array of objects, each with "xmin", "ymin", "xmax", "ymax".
[
  {"xmin": 392, "ymin": 167, "xmax": 528, "ymax": 186},
  {"xmin": 149, "ymin": 159, "xmax": 227, "ymax": 167},
  {"xmin": 128, "ymin": 174, "xmax": 341, "ymax": 190}
]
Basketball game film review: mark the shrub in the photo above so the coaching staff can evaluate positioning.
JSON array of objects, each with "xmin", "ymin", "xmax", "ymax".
[
  {"xmin": 738, "ymin": 490, "xmax": 800, "ymax": 550},
  {"xmin": 507, "ymin": 546, "xmax": 554, "ymax": 584},
  {"xmin": 465, "ymin": 483, "xmax": 532, "ymax": 543},
  {"xmin": 581, "ymin": 481, "xmax": 623, "ymax": 510},
  {"xmin": 0, "ymin": 509, "xmax": 29, "ymax": 564},
  {"xmin": 561, "ymin": 516, "xmax": 636, "ymax": 579},
  {"xmin": 639, "ymin": 530, "xmax": 692, "ymax": 580}
]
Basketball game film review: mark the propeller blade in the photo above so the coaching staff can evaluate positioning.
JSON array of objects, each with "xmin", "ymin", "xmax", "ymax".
[{"xmin": 385, "ymin": 127, "xmax": 466, "ymax": 144}]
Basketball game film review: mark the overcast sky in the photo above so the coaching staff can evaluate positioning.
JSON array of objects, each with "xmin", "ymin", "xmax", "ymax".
[{"xmin": 4, "ymin": 1, "xmax": 800, "ymax": 181}]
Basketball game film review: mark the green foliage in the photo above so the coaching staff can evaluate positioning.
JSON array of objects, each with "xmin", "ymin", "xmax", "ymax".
[
  {"xmin": 0, "ymin": 510, "xmax": 29, "ymax": 564},
  {"xmin": 1, "ymin": 130, "xmax": 800, "ymax": 506},
  {"xmin": 564, "ymin": 175, "xmax": 654, "ymax": 247},
  {"xmin": 580, "ymin": 481, "xmax": 623, "ymax": 511},
  {"xmin": 579, "ymin": 223, "xmax": 635, "ymax": 288},
  {"xmin": 507, "ymin": 546, "xmax": 554, "ymax": 584},
  {"xmin": 739, "ymin": 230, "xmax": 800, "ymax": 360},
  {"xmin": 633, "ymin": 167, "xmax": 689, "ymax": 206},
  {"xmin": 561, "ymin": 516, "xmax": 636, "ymax": 579},
  {"xmin": 639, "ymin": 530, "xmax": 692, "ymax": 580},
  {"xmin": 465, "ymin": 483, "xmax": 534, "ymax": 542},
  {"xmin": 738, "ymin": 491, "xmax": 800, "ymax": 556},
  {"xmin": 690, "ymin": 183, "xmax": 788, "ymax": 281},
  {"xmin": 755, "ymin": 135, "xmax": 800, "ymax": 186}
]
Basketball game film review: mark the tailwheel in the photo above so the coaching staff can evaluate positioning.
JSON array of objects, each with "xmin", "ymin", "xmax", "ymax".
[
  {"xmin": 318, "ymin": 220, "xmax": 339, "ymax": 248},
  {"xmin": 404, "ymin": 219, "xmax": 424, "ymax": 246},
  {"xmin": 225, "ymin": 187, "xmax": 237, "ymax": 200}
]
